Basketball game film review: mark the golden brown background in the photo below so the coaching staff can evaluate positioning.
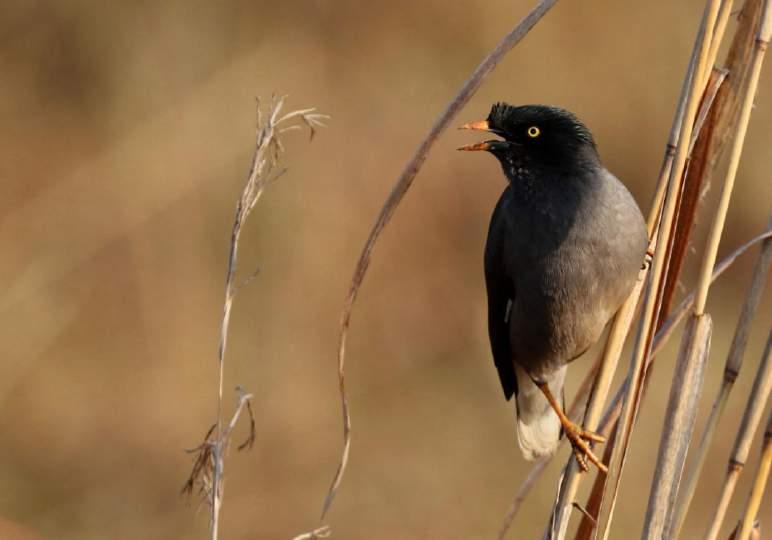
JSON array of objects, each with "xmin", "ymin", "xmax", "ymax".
[{"xmin": 2, "ymin": 1, "xmax": 771, "ymax": 538}]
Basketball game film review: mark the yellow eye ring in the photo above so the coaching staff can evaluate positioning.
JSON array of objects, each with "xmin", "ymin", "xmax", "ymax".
[{"xmin": 527, "ymin": 126, "xmax": 541, "ymax": 138}]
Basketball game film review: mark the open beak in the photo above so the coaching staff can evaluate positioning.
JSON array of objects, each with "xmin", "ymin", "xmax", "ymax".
[
  {"xmin": 458, "ymin": 119, "xmax": 510, "ymax": 152},
  {"xmin": 459, "ymin": 119, "xmax": 491, "ymax": 131}
]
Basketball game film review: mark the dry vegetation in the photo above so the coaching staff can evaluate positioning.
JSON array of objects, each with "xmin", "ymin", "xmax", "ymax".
[
  {"xmin": 316, "ymin": 0, "xmax": 772, "ymax": 538},
  {"xmin": 1, "ymin": 1, "xmax": 771, "ymax": 539},
  {"xmin": 183, "ymin": 98, "xmax": 328, "ymax": 539}
]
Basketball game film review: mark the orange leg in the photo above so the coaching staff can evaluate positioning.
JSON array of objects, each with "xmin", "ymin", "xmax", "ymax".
[{"xmin": 535, "ymin": 381, "xmax": 608, "ymax": 474}]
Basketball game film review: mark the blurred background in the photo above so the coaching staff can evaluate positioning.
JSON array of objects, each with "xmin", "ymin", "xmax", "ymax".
[{"xmin": 1, "ymin": 1, "xmax": 770, "ymax": 538}]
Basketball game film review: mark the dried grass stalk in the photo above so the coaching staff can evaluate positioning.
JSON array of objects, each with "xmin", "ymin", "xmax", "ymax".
[
  {"xmin": 641, "ymin": 0, "xmax": 771, "ymax": 533},
  {"xmin": 672, "ymin": 217, "xmax": 772, "ymax": 536},
  {"xmin": 642, "ymin": 314, "xmax": 713, "ymax": 539},
  {"xmin": 596, "ymin": 227, "xmax": 772, "ymax": 446},
  {"xmin": 570, "ymin": 69, "xmax": 727, "ymax": 540},
  {"xmin": 183, "ymin": 389, "xmax": 256, "ymax": 515},
  {"xmin": 661, "ymin": 67, "xmax": 727, "ymax": 317},
  {"xmin": 183, "ymin": 97, "xmax": 327, "ymax": 540},
  {"xmin": 548, "ymin": 18, "xmax": 709, "ymax": 536},
  {"xmin": 575, "ymin": 226, "xmax": 771, "ymax": 540},
  {"xmin": 552, "ymin": 51, "xmax": 729, "ymax": 540},
  {"xmin": 705, "ymin": 0, "xmax": 767, "ymax": 183},
  {"xmin": 693, "ymin": 1, "xmax": 770, "ymax": 316},
  {"xmin": 736, "ymin": 407, "xmax": 772, "ymax": 540},
  {"xmin": 586, "ymin": 2, "xmax": 725, "ymax": 537},
  {"xmin": 319, "ymin": 0, "xmax": 560, "ymax": 522},
  {"xmin": 705, "ymin": 332, "xmax": 772, "ymax": 540},
  {"xmin": 578, "ymin": 2, "xmax": 764, "ymax": 536}
]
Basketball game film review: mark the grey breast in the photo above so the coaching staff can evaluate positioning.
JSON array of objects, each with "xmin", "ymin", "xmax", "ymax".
[{"xmin": 507, "ymin": 168, "xmax": 647, "ymax": 377}]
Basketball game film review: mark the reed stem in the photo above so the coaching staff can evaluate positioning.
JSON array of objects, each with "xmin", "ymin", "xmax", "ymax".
[
  {"xmin": 594, "ymin": 2, "xmax": 723, "ymax": 537},
  {"xmin": 672, "ymin": 217, "xmax": 772, "ymax": 536},
  {"xmin": 736, "ymin": 409, "xmax": 772, "ymax": 540},
  {"xmin": 705, "ymin": 331, "xmax": 772, "ymax": 540},
  {"xmin": 642, "ymin": 0, "xmax": 771, "ymax": 532}
]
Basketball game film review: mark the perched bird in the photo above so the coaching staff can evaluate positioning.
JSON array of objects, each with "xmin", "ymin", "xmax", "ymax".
[{"xmin": 459, "ymin": 104, "xmax": 647, "ymax": 472}]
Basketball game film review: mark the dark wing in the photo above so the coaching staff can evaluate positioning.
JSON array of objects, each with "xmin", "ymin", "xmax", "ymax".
[{"xmin": 484, "ymin": 192, "xmax": 516, "ymax": 400}]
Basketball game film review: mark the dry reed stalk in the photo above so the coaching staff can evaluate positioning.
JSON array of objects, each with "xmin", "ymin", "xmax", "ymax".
[
  {"xmin": 642, "ymin": 0, "xmax": 771, "ymax": 533},
  {"xmin": 705, "ymin": 332, "xmax": 772, "ymax": 540},
  {"xmin": 736, "ymin": 407, "xmax": 772, "ymax": 540},
  {"xmin": 644, "ymin": 2, "xmax": 766, "ymax": 538},
  {"xmin": 595, "ymin": 227, "xmax": 772, "ymax": 444},
  {"xmin": 694, "ymin": 1, "xmax": 770, "ymax": 317},
  {"xmin": 576, "ymin": 227, "xmax": 771, "ymax": 540},
  {"xmin": 672, "ymin": 217, "xmax": 772, "ymax": 536},
  {"xmin": 497, "ymin": 226, "xmax": 772, "ymax": 539},
  {"xmin": 549, "ymin": 33, "xmax": 701, "ymax": 540},
  {"xmin": 645, "ymin": 9, "xmax": 704, "ymax": 236},
  {"xmin": 642, "ymin": 315, "xmax": 713, "ymax": 539},
  {"xmin": 589, "ymin": 2, "xmax": 727, "ymax": 537},
  {"xmin": 318, "ymin": 0, "xmax": 559, "ymax": 522},
  {"xmin": 502, "ymin": 27, "xmax": 760, "ymax": 538},
  {"xmin": 703, "ymin": 0, "xmax": 735, "ymax": 90},
  {"xmin": 182, "ymin": 97, "xmax": 327, "ymax": 540},
  {"xmin": 554, "ymin": 63, "xmax": 728, "ymax": 540},
  {"xmin": 510, "ymin": 2, "xmax": 731, "ymax": 537},
  {"xmin": 545, "ymin": 3, "xmax": 725, "ymax": 538},
  {"xmin": 661, "ymin": 68, "xmax": 727, "ymax": 317},
  {"xmin": 588, "ymin": 2, "xmax": 765, "ymax": 536},
  {"xmin": 704, "ymin": 0, "xmax": 768, "ymax": 190}
]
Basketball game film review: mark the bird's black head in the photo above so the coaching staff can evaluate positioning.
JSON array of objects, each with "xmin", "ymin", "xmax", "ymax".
[{"xmin": 459, "ymin": 103, "xmax": 599, "ymax": 181}]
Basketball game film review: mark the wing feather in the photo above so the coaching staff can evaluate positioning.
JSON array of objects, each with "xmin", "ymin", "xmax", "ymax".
[{"xmin": 484, "ymin": 193, "xmax": 516, "ymax": 400}]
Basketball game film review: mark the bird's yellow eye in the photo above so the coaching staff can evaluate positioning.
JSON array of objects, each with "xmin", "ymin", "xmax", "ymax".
[{"xmin": 527, "ymin": 126, "xmax": 541, "ymax": 138}]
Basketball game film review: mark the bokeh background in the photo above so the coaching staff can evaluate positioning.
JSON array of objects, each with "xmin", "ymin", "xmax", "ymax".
[{"xmin": 2, "ymin": 1, "xmax": 770, "ymax": 538}]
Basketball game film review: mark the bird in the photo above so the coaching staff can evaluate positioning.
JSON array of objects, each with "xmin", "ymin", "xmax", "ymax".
[{"xmin": 458, "ymin": 103, "xmax": 648, "ymax": 473}]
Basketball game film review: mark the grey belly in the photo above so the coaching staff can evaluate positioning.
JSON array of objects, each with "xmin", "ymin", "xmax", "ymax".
[{"xmin": 508, "ymin": 248, "xmax": 637, "ymax": 379}]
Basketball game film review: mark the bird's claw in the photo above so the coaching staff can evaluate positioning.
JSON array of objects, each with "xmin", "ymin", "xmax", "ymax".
[{"xmin": 564, "ymin": 421, "xmax": 608, "ymax": 474}]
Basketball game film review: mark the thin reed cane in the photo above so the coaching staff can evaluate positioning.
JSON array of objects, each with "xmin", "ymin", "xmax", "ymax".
[
  {"xmin": 643, "ymin": 0, "xmax": 771, "ymax": 532},
  {"xmin": 590, "ymin": 3, "xmax": 724, "ymax": 538},
  {"xmin": 553, "ymin": 50, "xmax": 729, "ymax": 540},
  {"xmin": 547, "ymin": 11, "xmax": 709, "ymax": 535},
  {"xmin": 578, "ymin": 42, "xmax": 736, "ymax": 540},
  {"xmin": 672, "ymin": 218, "xmax": 772, "ymax": 536},
  {"xmin": 694, "ymin": 0, "xmax": 771, "ymax": 316},
  {"xmin": 319, "ymin": 0, "xmax": 559, "ymax": 522},
  {"xmin": 642, "ymin": 314, "xmax": 713, "ymax": 539},
  {"xmin": 736, "ymin": 407, "xmax": 772, "ymax": 540},
  {"xmin": 706, "ymin": 331, "xmax": 772, "ymax": 540}
]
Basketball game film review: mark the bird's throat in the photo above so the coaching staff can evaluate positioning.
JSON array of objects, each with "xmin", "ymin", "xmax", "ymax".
[{"xmin": 500, "ymin": 154, "xmax": 540, "ymax": 204}]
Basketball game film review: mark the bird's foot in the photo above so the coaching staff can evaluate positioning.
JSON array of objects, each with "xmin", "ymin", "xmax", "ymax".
[{"xmin": 562, "ymin": 420, "xmax": 607, "ymax": 474}]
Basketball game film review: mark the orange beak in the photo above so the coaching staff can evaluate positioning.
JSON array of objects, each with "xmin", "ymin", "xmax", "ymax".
[
  {"xmin": 459, "ymin": 119, "xmax": 490, "ymax": 131},
  {"xmin": 457, "ymin": 141, "xmax": 493, "ymax": 152}
]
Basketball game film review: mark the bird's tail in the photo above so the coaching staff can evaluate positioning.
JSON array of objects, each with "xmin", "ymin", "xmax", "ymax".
[{"xmin": 514, "ymin": 364, "xmax": 566, "ymax": 460}]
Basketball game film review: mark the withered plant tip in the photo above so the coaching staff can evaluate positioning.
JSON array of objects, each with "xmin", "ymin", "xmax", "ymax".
[{"xmin": 183, "ymin": 96, "xmax": 327, "ymax": 540}]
